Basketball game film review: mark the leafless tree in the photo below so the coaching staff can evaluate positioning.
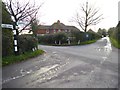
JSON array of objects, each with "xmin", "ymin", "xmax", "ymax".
[
  {"xmin": 73, "ymin": 2, "xmax": 103, "ymax": 32},
  {"xmin": 4, "ymin": 0, "xmax": 43, "ymax": 33}
]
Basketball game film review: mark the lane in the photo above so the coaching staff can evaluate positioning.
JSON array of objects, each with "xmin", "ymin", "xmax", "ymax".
[
  {"xmin": 2, "ymin": 49, "xmax": 72, "ymax": 88},
  {"xmin": 37, "ymin": 37, "xmax": 118, "ymax": 88},
  {"xmin": 2, "ymin": 37, "xmax": 118, "ymax": 88}
]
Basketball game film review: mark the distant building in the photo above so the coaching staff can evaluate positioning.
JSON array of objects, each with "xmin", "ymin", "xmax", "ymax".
[{"xmin": 36, "ymin": 20, "xmax": 80, "ymax": 36}]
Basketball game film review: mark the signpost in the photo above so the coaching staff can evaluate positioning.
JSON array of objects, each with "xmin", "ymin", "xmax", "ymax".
[
  {"xmin": 1, "ymin": 23, "xmax": 19, "ymax": 55},
  {"xmin": 1, "ymin": 24, "xmax": 13, "ymax": 29}
]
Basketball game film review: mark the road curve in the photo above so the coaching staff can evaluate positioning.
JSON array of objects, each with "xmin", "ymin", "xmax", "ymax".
[{"xmin": 2, "ymin": 37, "xmax": 118, "ymax": 88}]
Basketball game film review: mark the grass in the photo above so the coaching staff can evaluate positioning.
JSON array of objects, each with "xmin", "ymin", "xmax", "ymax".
[
  {"xmin": 2, "ymin": 49, "xmax": 44, "ymax": 66},
  {"xmin": 80, "ymin": 39, "xmax": 98, "ymax": 45},
  {"xmin": 110, "ymin": 37, "xmax": 120, "ymax": 49}
]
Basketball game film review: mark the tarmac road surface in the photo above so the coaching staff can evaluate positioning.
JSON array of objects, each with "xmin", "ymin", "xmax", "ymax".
[{"xmin": 2, "ymin": 37, "xmax": 118, "ymax": 88}]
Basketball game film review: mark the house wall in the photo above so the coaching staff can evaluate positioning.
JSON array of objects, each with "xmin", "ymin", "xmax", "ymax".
[
  {"xmin": 37, "ymin": 29, "xmax": 71, "ymax": 35},
  {"xmin": 37, "ymin": 29, "xmax": 46, "ymax": 34}
]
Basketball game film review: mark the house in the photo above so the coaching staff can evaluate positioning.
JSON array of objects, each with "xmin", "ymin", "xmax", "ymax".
[{"xmin": 36, "ymin": 20, "xmax": 80, "ymax": 36}]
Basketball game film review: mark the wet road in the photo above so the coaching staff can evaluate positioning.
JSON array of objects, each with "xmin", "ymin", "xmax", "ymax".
[{"xmin": 2, "ymin": 37, "xmax": 118, "ymax": 88}]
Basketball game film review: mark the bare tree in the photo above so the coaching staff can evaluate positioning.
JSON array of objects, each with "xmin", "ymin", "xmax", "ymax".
[
  {"xmin": 73, "ymin": 2, "xmax": 103, "ymax": 32},
  {"xmin": 4, "ymin": 0, "xmax": 43, "ymax": 33}
]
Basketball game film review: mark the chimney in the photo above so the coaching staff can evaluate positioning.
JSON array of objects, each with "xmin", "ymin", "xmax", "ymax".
[{"xmin": 57, "ymin": 20, "xmax": 60, "ymax": 23}]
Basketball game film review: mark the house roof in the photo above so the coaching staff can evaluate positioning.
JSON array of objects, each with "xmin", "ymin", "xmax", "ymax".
[
  {"xmin": 38, "ymin": 25, "xmax": 50, "ymax": 29},
  {"xmin": 88, "ymin": 29, "xmax": 96, "ymax": 33},
  {"xmin": 66, "ymin": 26, "xmax": 80, "ymax": 31},
  {"xmin": 38, "ymin": 20, "xmax": 80, "ymax": 31},
  {"xmin": 50, "ymin": 20, "xmax": 67, "ymax": 29}
]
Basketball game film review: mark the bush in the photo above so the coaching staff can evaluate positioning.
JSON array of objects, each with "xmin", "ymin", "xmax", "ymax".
[
  {"xmin": 87, "ymin": 32, "xmax": 101, "ymax": 40},
  {"xmin": 53, "ymin": 32, "xmax": 67, "ymax": 44},
  {"xmin": 108, "ymin": 22, "xmax": 120, "ymax": 49},
  {"xmin": 38, "ymin": 33, "xmax": 67, "ymax": 45},
  {"xmin": 2, "ymin": 29, "xmax": 14, "ymax": 57},
  {"xmin": 18, "ymin": 35, "xmax": 38, "ymax": 54},
  {"xmin": 71, "ymin": 31, "xmax": 100, "ymax": 43},
  {"xmin": 114, "ymin": 27, "xmax": 120, "ymax": 43},
  {"xmin": 2, "ymin": 2, "xmax": 14, "ymax": 57},
  {"xmin": 38, "ymin": 31, "xmax": 100, "ymax": 45},
  {"xmin": 71, "ymin": 31, "xmax": 85, "ymax": 43},
  {"xmin": 38, "ymin": 34, "xmax": 54, "ymax": 44}
]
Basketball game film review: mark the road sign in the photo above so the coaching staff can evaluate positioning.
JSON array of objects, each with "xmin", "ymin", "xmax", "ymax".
[{"xmin": 1, "ymin": 24, "xmax": 13, "ymax": 29}]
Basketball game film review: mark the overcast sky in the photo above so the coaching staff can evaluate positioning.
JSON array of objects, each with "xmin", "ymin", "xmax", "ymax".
[
  {"xmin": 4, "ymin": 0, "xmax": 119, "ymax": 32},
  {"xmin": 35, "ymin": 0, "xmax": 119, "ymax": 32}
]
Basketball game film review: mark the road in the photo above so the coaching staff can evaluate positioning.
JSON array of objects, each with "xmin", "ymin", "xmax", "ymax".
[{"xmin": 2, "ymin": 37, "xmax": 118, "ymax": 88}]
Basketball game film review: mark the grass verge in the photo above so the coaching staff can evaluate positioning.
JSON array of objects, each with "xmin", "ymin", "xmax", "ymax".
[
  {"xmin": 80, "ymin": 39, "xmax": 98, "ymax": 45},
  {"xmin": 110, "ymin": 37, "xmax": 120, "ymax": 49},
  {"xmin": 2, "ymin": 49, "xmax": 44, "ymax": 66}
]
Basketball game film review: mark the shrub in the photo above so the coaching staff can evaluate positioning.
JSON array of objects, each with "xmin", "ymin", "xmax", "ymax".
[
  {"xmin": 2, "ymin": 29, "xmax": 14, "ymax": 57},
  {"xmin": 108, "ymin": 22, "xmax": 120, "ymax": 48},
  {"xmin": 71, "ymin": 31, "xmax": 85, "ymax": 43},
  {"xmin": 2, "ymin": 2, "xmax": 14, "ymax": 57},
  {"xmin": 53, "ymin": 32, "xmax": 67, "ymax": 44},
  {"xmin": 38, "ymin": 31, "xmax": 100, "ymax": 45},
  {"xmin": 18, "ymin": 35, "xmax": 38, "ymax": 54},
  {"xmin": 114, "ymin": 26, "xmax": 120, "ymax": 43},
  {"xmin": 88, "ymin": 32, "xmax": 101, "ymax": 40},
  {"xmin": 38, "ymin": 33, "xmax": 67, "ymax": 45},
  {"xmin": 38, "ymin": 34, "xmax": 54, "ymax": 44}
]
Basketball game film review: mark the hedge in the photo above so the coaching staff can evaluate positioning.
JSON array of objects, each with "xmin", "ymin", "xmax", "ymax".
[
  {"xmin": 18, "ymin": 34, "xmax": 38, "ymax": 54},
  {"xmin": 38, "ymin": 31, "xmax": 100, "ymax": 45}
]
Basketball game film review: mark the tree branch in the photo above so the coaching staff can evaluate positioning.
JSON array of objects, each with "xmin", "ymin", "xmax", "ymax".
[{"xmin": 73, "ymin": 1, "xmax": 103, "ymax": 32}]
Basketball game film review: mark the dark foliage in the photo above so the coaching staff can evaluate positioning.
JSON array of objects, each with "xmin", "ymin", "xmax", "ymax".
[
  {"xmin": 38, "ymin": 31, "xmax": 100, "ymax": 45},
  {"xmin": 18, "ymin": 35, "xmax": 38, "ymax": 54},
  {"xmin": 2, "ymin": 2, "xmax": 14, "ymax": 57}
]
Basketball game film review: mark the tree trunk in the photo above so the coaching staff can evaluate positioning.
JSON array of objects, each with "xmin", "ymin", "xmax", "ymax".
[{"xmin": 85, "ymin": 26, "xmax": 87, "ymax": 32}]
